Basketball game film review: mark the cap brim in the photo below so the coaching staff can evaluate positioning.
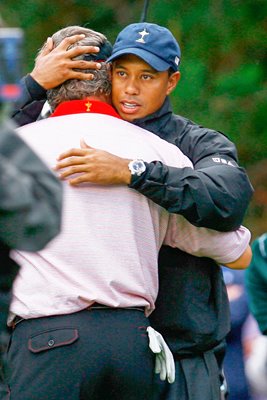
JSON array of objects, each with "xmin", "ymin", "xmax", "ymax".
[{"xmin": 107, "ymin": 47, "xmax": 170, "ymax": 72}]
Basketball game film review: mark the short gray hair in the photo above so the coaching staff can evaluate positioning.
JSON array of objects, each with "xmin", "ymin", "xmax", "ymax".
[{"xmin": 47, "ymin": 26, "xmax": 112, "ymax": 111}]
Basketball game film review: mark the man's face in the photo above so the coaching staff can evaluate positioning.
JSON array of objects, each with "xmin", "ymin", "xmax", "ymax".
[{"xmin": 111, "ymin": 54, "xmax": 180, "ymax": 122}]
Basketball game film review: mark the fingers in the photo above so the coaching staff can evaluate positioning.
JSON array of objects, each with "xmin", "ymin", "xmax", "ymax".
[
  {"xmin": 57, "ymin": 70, "xmax": 94, "ymax": 82},
  {"xmin": 32, "ymin": 35, "xmax": 103, "ymax": 89},
  {"xmin": 56, "ymin": 34, "xmax": 98, "ymax": 51},
  {"xmin": 70, "ymin": 59, "xmax": 102, "ymax": 70},
  {"xmin": 56, "ymin": 34, "xmax": 100, "ymax": 61},
  {"xmin": 55, "ymin": 159, "xmax": 85, "ymax": 172},
  {"xmin": 160, "ymin": 364, "xmax": 167, "ymax": 381},
  {"xmin": 56, "ymin": 148, "xmax": 88, "ymax": 161},
  {"xmin": 57, "ymin": 34, "xmax": 86, "ymax": 50},
  {"xmin": 66, "ymin": 45, "xmax": 100, "ymax": 59},
  {"xmin": 46, "ymin": 37, "xmax": 54, "ymax": 51},
  {"xmin": 41, "ymin": 35, "xmax": 100, "ymax": 63},
  {"xmin": 38, "ymin": 37, "xmax": 54, "ymax": 57},
  {"xmin": 57, "ymin": 165, "xmax": 88, "ymax": 179},
  {"xmin": 167, "ymin": 358, "xmax": 175, "ymax": 384},
  {"xmin": 80, "ymin": 138, "xmax": 92, "ymax": 149},
  {"xmin": 155, "ymin": 356, "xmax": 161, "ymax": 374},
  {"xmin": 67, "ymin": 174, "xmax": 91, "ymax": 186},
  {"xmin": 57, "ymin": 143, "xmax": 94, "ymax": 161},
  {"xmin": 65, "ymin": 48, "xmax": 102, "ymax": 72},
  {"xmin": 157, "ymin": 354, "xmax": 167, "ymax": 381},
  {"xmin": 35, "ymin": 39, "xmax": 53, "ymax": 61}
]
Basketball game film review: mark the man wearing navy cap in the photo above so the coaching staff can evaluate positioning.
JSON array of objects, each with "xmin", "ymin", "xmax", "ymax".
[
  {"xmin": 105, "ymin": 23, "xmax": 181, "ymax": 126},
  {"xmin": 11, "ymin": 22, "xmax": 253, "ymax": 400},
  {"xmin": 107, "ymin": 23, "xmax": 181, "ymax": 71}
]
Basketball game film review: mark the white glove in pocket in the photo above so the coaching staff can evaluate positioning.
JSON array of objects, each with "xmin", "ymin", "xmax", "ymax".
[{"xmin": 147, "ymin": 326, "xmax": 175, "ymax": 384}]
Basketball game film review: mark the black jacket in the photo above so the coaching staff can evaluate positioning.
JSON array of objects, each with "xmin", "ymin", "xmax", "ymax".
[
  {"xmin": 12, "ymin": 75, "xmax": 253, "ymax": 356},
  {"xmin": 0, "ymin": 116, "xmax": 62, "ymax": 251},
  {"xmin": 0, "ymin": 113, "xmax": 62, "ymax": 374},
  {"xmin": 0, "ymin": 242, "xmax": 19, "ymax": 335}
]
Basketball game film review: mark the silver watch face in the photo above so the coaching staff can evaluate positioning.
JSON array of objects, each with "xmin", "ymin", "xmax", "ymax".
[
  {"xmin": 129, "ymin": 159, "xmax": 146, "ymax": 176},
  {"xmin": 133, "ymin": 160, "xmax": 144, "ymax": 171}
]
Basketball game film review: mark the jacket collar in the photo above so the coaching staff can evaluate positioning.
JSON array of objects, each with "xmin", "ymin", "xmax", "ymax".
[{"xmin": 132, "ymin": 97, "xmax": 173, "ymax": 132}]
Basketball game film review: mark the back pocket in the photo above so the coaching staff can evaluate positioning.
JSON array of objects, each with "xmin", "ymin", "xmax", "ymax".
[{"xmin": 28, "ymin": 328, "xmax": 79, "ymax": 353}]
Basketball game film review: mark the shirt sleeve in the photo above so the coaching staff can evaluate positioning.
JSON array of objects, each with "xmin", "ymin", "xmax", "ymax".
[{"xmin": 163, "ymin": 213, "xmax": 251, "ymax": 264}]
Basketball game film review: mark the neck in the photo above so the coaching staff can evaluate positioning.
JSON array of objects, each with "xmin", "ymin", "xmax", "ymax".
[{"xmin": 83, "ymin": 93, "xmax": 111, "ymax": 105}]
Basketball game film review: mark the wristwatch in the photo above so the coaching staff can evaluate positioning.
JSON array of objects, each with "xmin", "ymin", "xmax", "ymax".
[{"xmin": 128, "ymin": 159, "xmax": 146, "ymax": 176}]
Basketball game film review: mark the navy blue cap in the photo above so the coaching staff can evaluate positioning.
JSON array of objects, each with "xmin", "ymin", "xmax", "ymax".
[{"xmin": 107, "ymin": 23, "xmax": 181, "ymax": 72}]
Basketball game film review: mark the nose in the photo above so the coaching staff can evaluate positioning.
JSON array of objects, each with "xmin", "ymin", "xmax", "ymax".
[{"xmin": 125, "ymin": 77, "xmax": 139, "ymax": 95}]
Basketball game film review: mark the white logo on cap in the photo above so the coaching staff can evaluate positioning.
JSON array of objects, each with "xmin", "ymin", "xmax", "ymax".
[
  {"xmin": 175, "ymin": 56, "xmax": 180, "ymax": 66},
  {"xmin": 136, "ymin": 29, "xmax": 149, "ymax": 44}
]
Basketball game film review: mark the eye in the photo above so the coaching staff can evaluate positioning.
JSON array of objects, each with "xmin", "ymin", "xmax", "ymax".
[
  {"xmin": 116, "ymin": 70, "xmax": 126, "ymax": 77},
  {"xmin": 142, "ymin": 74, "xmax": 153, "ymax": 80}
]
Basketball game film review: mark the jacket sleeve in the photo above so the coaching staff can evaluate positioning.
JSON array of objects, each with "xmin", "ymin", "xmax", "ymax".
[
  {"xmin": 130, "ymin": 120, "xmax": 253, "ymax": 232},
  {"xmin": 11, "ymin": 75, "xmax": 46, "ymax": 127},
  {"xmin": 0, "ymin": 117, "xmax": 62, "ymax": 251}
]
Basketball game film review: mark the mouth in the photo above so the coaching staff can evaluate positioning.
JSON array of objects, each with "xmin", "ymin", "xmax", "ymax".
[{"xmin": 120, "ymin": 101, "xmax": 141, "ymax": 115}]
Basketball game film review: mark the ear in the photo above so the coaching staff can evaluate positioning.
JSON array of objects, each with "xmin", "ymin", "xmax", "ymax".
[
  {"xmin": 166, "ymin": 71, "xmax": 181, "ymax": 96},
  {"xmin": 107, "ymin": 62, "xmax": 113, "ymax": 79}
]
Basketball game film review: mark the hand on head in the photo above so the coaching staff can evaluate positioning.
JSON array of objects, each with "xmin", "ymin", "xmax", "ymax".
[{"xmin": 31, "ymin": 34, "xmax": 102, "ymax": 90}]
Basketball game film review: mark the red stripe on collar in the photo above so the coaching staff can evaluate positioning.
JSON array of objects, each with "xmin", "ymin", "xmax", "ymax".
[{"xmin": 50, "ymin": 99, "xmax": 122, "ymax": 119}]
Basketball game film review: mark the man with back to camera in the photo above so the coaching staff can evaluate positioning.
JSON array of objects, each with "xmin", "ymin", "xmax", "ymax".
[{"xmin": 11, "ymin": 22, "xmax": 253, "ymax": 399}]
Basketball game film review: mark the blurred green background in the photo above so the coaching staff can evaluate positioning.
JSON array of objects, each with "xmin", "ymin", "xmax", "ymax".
[{"xmin": 1, "ymin": 0, "xmax": 266, "ymax": 238}]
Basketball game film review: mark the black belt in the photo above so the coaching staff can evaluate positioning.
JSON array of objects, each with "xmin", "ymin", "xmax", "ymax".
[
  {"xmin": 11, "ymin": 304, "xmax": 145, "ymax": 329},
  {"xmin": 86, "ymin": 303, "xmax": 145, "ymax": 312}
]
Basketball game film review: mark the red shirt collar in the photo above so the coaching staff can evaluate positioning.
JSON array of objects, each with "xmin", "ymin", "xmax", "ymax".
[{"xmin": 50, "ymin": 99, "xmax": 121, "ymax": 119}]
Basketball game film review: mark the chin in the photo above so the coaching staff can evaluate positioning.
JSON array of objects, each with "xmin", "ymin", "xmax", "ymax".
[
  {"xmin": 119, "ymin": 113, "xmax": 136, "ymax": 122},
  {"xmin": 123, "ymin": 116, "xmax": 136, "ymax": 122}
]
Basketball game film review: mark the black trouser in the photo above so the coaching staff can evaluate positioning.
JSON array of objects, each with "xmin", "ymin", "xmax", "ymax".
[
  {"xmin": 153, "ymin": 351, "xmax": 221, "ymax": 400},
  {"xmin": 5, "ymin": 308, "xmax": 154, "ymax": 400}
]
